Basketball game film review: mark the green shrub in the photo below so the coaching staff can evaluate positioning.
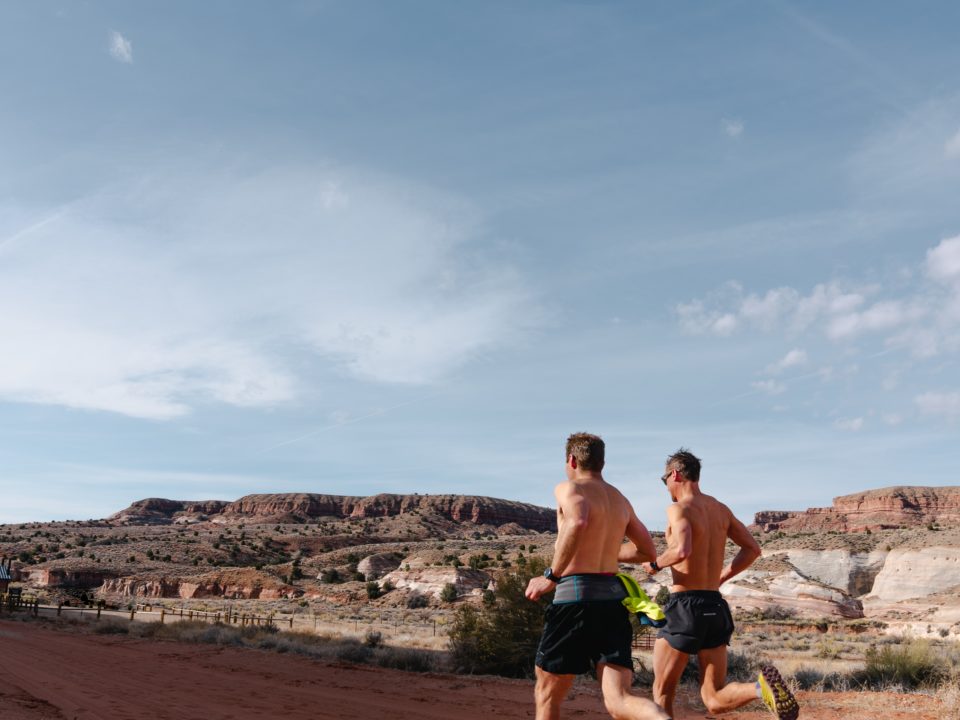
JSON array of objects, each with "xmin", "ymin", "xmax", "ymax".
[
  {"xmin": 863, "ymin": 639, "xmax": 947, "ymax": 689},
  {"xmin": 440, "ymin": 583, "xmax": 458, "ymax": 603},
  {"xmin": 448, "ymin": 556, "xmax": 549, "ymax": 678},
  {"xmin": 407, "ymin": 593, "xmax": 429, "ymax": 609}
]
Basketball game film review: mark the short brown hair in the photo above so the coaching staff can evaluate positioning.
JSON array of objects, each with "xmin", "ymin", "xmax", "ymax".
[
  {"xmin": 667, "ymin": 447, "xmax": 701, "ymax": 482},
  {"xmin": 566, "ymin": 432, "xmax": 605, "ymax": 471}
]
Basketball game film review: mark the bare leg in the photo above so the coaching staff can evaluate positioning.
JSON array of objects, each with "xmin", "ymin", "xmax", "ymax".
[
  {"xmin": 597, "ymin": 662, "xmax": 670, "ymax": 720},
  {"xmin": 535, "ymin": 666, "xmax": 575, "ymax": 720},
  {"xmin": 651, "ymin": 638, "xmax": 688, "ymax": 719},
  {"xmin": 696, "ymin": 646, "xmax": 759, "ymax": 715}
]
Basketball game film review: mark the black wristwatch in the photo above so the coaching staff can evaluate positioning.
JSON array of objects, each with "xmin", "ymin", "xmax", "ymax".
[
  {"xmin": 543, "ymin": 567, "xmax": 561, "ymax": 583},
  {"xmin": 649, "ymin": 559, "xmax": 661, "ymax": 572}
]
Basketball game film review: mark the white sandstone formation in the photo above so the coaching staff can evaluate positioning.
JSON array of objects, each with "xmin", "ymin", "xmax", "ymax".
[
  {"xmin": 356, "ymin": 553, "xmax": 401, "ymax": 581},
  {"xmin": 722, "ymin": 569, "xmax": 864, "ymax": 618},
  {"xmin": 865, "ymin": 546, "xmax": 960, "ymax": 603},
  {"xmin": 380, "ymin": 564, "xmax": 491, "ymax": 600}
]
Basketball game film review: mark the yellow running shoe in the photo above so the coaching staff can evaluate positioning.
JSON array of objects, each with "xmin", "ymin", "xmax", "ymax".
[{"xmin": 757, "ymin": 665, "xmax": 799, "ymax": 720}]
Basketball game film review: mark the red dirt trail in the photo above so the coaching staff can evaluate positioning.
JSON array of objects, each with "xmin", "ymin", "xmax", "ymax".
[{"xmin": 0, "ymin": 620, "xmax": 941, "ymax": 720}]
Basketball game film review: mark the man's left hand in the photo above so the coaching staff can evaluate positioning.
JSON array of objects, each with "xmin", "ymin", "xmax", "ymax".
[
  {"xmin": 525, "ymin": 576, "xmax": 556, "ymax": 601},
  {"xmin": 642, "ymin": 562, "xmax": 659, "ymax": 575}
]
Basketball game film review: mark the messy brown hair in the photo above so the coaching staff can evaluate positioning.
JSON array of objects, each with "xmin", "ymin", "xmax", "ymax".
[
  {"xmin": 566, "ymin": 432, "xmax": 605, "ymax": 471},
  {"xmin": 667, "ymin": 447, "xmax": 701, "ymax": 482}
]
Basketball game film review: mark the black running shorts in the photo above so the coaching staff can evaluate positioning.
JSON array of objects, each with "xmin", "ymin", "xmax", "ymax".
[
  {"xmin": 657, "ymin": 590, "xmax": 735, "ymax": 654},
  {"xmin": 535, "ymin": 599, "xmax": 633, "ymax": 675}
]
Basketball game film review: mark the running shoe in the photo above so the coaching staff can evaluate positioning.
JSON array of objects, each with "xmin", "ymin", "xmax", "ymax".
[{"xmin": 757, "ymin": 665, "xmax": 799, "ymax": 720}]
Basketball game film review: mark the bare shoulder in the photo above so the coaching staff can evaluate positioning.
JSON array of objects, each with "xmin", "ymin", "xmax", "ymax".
[
  {"xmin": 706, "ymin": 494, "xmax": 732, "ymax": 514},
  {"xmin": 554, "ymin": 480, "xmax": 579, "ymax": 499}
]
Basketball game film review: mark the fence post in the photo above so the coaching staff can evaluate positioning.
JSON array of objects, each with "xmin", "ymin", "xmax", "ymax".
[
  {"xmin": 130, "ymin": 608, "xmax": 135, "ymax": 621},
  {"xmin": 58, "ymin": 603, "xmax": 62, "ymax": 616},
  {"xmin": 289, "ymin": 616, "xmax": 293, "ymax": 629},
  {"xmin": 160, "ymin": 609, "xmax": 165, "ymax": 624},
  {"xmin": 97, "ymin": 606, "xmax": 102, "ymax": 620}
]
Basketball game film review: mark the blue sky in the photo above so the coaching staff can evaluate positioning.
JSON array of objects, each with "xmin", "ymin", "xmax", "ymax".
[{"xmin": 1, "ymin": 1, "xmax": 959, "ymax": 528}]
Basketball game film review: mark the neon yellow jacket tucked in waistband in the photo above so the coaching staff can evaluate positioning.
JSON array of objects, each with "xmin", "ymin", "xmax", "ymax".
[{"xmin": 616, "ymin": 572, "xmax": 666, "ymax": 621}]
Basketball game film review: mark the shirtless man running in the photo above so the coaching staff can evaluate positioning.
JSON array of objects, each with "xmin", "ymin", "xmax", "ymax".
[
  {"xmin": 525, "ymin": 433, "xmax": 670, "ymax": 720},
  {"xmin": 619, "ymin": 448, "xmax": 799, "ymax": 720}
]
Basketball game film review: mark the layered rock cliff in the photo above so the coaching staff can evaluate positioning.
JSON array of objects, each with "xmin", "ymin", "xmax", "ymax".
[
  {"xmin": 98, "ymin": 569, "xmax": 300, "ymax": 600},
  {"xmin": 109, "ymin": 493, "xmax": 556, "ymax": 531},
  {"xmin": 108, "ymin": 498, "xmax": 229, "ymax": 525},
  {"xmin": 753, "ymin": 486, "xmax": 960, "ymax": 533}
]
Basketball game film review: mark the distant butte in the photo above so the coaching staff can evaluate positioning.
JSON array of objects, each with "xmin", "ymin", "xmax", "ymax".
[
  {"xmin": 108, "ymin": 492, "xmax": 557, "ymax": 533},
  {"xmin": 752, "ymin": 486, "xmax": 960, "ymax": 533}
]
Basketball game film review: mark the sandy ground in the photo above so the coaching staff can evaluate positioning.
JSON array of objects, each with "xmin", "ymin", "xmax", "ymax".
[{"xmin": 0, "ymin": 620, "xmax": 944, "ymax": 720}]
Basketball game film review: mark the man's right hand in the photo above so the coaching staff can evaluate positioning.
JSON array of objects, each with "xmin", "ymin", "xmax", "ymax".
[{"xmin": 525, "ymin": 576, "xmax": 556, "ymax": 601}]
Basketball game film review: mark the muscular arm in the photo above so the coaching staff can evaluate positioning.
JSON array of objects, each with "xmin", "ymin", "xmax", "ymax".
[
  {"xmin": 550, "ymin": 482, "xmax": 589, "ymax": 575},
  {"xmin": 719, "ymin": 511, "xmax": 761, "ymax": 585},
  {"xmin": 617, "ymin": 506, "xmax": 657, "ymax": 563},
  {"xmin": 651, "ymin": 504, "xmax": 692, "ymax": 570},
  {"xmin": 525, "ymin": 482, "xmax": 588, "ymax": 600}
]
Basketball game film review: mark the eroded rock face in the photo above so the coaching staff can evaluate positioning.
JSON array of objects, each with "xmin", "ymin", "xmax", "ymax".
[
  {"xmin": 772, "ymin": 549, "xmax": 887, "ymax": 597},
  {"xmin": 865, "ymin": 547, "xmax": 960, "ymax": 604},
  {"xmin": 98, "ymin": 570, "xmax": 300, "ymax": 600},
  {"xmin": 379, "ymin": 565, "xmax": 491, "ymax": 600},
  {"xmin": 357, "ymin": 552, "xmax": 401, "ymax": 581},
  {"xmin": 108, "ymin": 498, "xmax": 229, "ymax": 525},
  {"xmin": 108, "ymin": 493, "xmax": 556, "ymax": 531},
  {"xmin": 723, "ymin": 569, "xmax": 864, "ymax": 619},
  {"xmin": 17, "ymin": 568, "xmax": 116, "ymax": 588},
  {"xmin": 753, "ymin": 486, "xmax": 960, "ymax": 533}
]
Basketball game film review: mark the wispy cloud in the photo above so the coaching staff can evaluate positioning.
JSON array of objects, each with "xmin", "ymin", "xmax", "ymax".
[
  {"xmin": 766, "ymin": 348, "xmax": 808, "ymax": 375},
  {"xmin": 108, "ymin": 31, "xmax": 133, "ymax": 64},
  {"xmin": 945, "ymin": 129, "xmax": 960, "ymax": 159},
  {"xmin": 915, "ymin": 392, "xmax": 960, "ymax": 419},
  {"xmin": 0, "ymin": 164, "xmax": 534, "ymax": 420},
  {"xmin": 927, "ymin": 234, "xmax": 960, "ymax": 283},
  {"xmin": 676, "ymin": 236, "xmax": 958, "ymax": 352},
  {"xmin": 752, "ymin": 379, "xmax": 786, "ymax": 396},
  {"xmin": 722, "ymin": 118, "xmax": 744, "ymax": 138},
  {"xmin": 834, "ymin": 417, "xmax": 864, "ymax": 432}
]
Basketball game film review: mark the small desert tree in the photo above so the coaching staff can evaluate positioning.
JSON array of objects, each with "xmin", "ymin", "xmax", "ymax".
[
  {"xmin": 448, "ymin": 556, "xmax": 549, "ymax": 678},
  {"xmin": 440, "ymin": 583, "xmax": 458, "ymax": 603}
]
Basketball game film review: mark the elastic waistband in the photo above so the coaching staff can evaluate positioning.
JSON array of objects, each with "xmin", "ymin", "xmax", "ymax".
[
  {"xmin": 669, "ymin": 590, "xmax": 723, "ymax": 600},
  {"xmin": 554, "ymin": 574, "xmax": 626, "ymax": 604}
]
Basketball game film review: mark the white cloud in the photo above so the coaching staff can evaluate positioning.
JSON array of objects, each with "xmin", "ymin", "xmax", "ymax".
[
  {"xmin": 722, "ymin": 118, "xmax": 744, "ymax": 138},
  {"xmin": 752, "ymin": 379, "xmax": 786, "ymax": 396},
  {"xmin": 0, "ymin": 164, "xmax": 532, "ymax": 419},
  {"xmin": 927, "ymin": 234, "xmax": 960, "ymax": 283},
  {"xmin": 109, "ymin": 31, "xmax": 133, "ymax": 64},
  {"xmin": 946, "ymin": 128, "xmax": 960, "ymax": 158},
  {"xmin": 826, "ymin": 300, "xmax": 922, "ymax": 340},
  {"xmin": 766, "ymin": 348, "xmax": 808, "ymax": 375},
  {"xmin": 834, "ymin": 417, "xmax": 864, "ymax": 431},
  {"xmin": 915, "ymin": 392, "xmax": 960, "ymax": 418},
  {"xmin": 676, "ymin": 281, "xmax": 873, "ymax": 337},
  {"xmin": 882, "ymin": 413, "xmax": 903, "ymax": 426}
]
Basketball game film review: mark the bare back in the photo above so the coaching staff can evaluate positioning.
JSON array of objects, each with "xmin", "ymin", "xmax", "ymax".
[
  {"xmin": 666, "ymin": 493, "xmax": 732, "ymax": 592},
  {"xmin": 556, "ymin": 478, "xmax": 631, "ymax": 574}
]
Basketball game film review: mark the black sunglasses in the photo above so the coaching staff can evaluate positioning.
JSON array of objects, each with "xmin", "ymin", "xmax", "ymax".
[{"xmin": 661, "ymin": 471, "xmax": 671, "ymax": 485}]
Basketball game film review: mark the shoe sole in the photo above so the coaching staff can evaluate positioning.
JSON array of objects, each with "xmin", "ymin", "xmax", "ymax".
[{"xmin": 758, "ymin": 665, "xmax": 799, "ymax": 720}]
